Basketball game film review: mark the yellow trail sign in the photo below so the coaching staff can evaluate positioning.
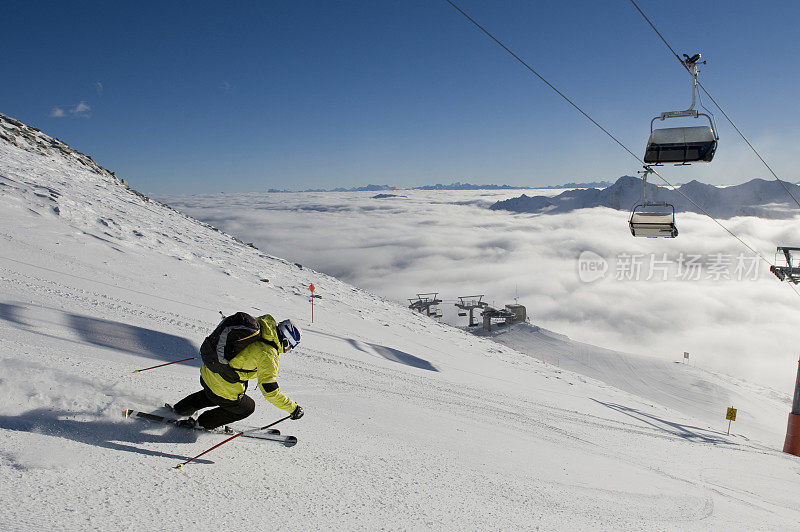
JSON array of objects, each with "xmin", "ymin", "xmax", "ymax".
[{"xmin": 726, "ymin": 407, "xmax": 737, "ymax": 421}]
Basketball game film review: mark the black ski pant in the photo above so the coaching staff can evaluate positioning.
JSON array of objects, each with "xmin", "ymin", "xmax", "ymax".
[{"xmin": 173, "ymin": 379, "xmax": 255, "ymax": 430}]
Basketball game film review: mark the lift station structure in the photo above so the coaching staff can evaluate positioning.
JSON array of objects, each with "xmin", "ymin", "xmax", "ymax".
[
  {"xmin": 481, "ymin": 307, "xmax": 516, "ymax": 331},
  {"xmin": 480, "ymin": 303, "xmax": 527, "ymax": 332}
]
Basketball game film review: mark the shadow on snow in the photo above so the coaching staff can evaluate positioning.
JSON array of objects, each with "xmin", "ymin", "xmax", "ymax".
[
  {"xmin": 363, "ymin": 342, "xmax": 438, "ymax": 372},
  {"xmin": 302, "ymin": 328, "xmax": 437, "ymax": 371},
  {"xmin": 592, "ymin": 399, "xmax": 731, "ymax": 445},
  {"xmin": 0, "ymin": 407, "xmax": 213, "ymax": 467},
  {"xmin": 0, "ymin": 301, "xmax": 199, "ymax": 367}
]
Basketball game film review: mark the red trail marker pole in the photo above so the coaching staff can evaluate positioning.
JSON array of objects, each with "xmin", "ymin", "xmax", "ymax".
[{"xmin": 309, "ymin": 283, "xmax": 316, "ymax": 323}]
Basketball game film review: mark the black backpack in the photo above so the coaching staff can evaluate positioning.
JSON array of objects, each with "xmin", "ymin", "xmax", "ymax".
[{"xmin": 200, "ymin": 312, "xmax": 264, "ymax": 383}]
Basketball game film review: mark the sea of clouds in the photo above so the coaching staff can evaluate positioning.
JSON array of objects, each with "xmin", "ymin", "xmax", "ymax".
[{"xmin": 160, "ymin": 188, "xmax": 800, "ymax": 393}]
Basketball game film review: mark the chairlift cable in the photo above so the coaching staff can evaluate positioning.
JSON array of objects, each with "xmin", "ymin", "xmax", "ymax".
[
  {"xmin": 695, "ymin": 80, "xmax": 800, "ymax": 210},
  {"xmin": 627, "ymin": 0, "xmax": 684, "ymax": 67},
  {"xmin": 643, "ymin": 167, "xmax": 771, "ymax": 266},
  {"xmin": 787, "ymin": 281, "xmax": 800, "ymax": 298},
  {"xmin": 628, "ymin": 0, "xmax": 800, "ymax": 211},
  {"xmin": 442, "ymin": 0, "xmax": 642, "ymax": 164},
  {"xmin": 695, "ymin": 89, "xmax": 715, "ymax": 123},
  {"xmin": 443, "ymin": 0, "xmax": 773, "ymax": 269}
]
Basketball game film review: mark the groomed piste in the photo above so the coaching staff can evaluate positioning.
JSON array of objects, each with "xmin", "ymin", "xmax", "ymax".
[{"xmin": 1, "ymin": 115, "xmax": 798, "ymax": 529}]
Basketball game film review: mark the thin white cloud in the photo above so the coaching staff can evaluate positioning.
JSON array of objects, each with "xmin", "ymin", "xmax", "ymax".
[
  {"xmin": 72, "ymin": 101, "xmax": 90, "ymax": 116},
  {"xmin": 50, "ymin": 101, "xmax": 91, "ymax": 118},
  {"xmin": 159, "ymin": 189, "xmax": 800, "ymax": 392},
  {"xmin": 94, "ymin": 81, "xmax": 103, "ymax": 96}
]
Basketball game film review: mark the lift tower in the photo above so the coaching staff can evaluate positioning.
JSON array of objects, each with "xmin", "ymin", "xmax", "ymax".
[
  {"xmin": 769, "ymin": 245, "xmax": 800, "ymax": 457},
  {"xmin": 785, "ymin": 357, "xmax": 800, "ymax": 457},
  {"xmin": 408, "ymin": 293, "xmax": 443, "ymax": 319},
  {"xmin": 455, "ymin": 295, "xmax": 488, "ymax": 327}
]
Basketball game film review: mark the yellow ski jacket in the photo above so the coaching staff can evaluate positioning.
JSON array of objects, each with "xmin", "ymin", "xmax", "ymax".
[{"xmin": 200, "ymin": 314, "xmax": 297, "ymax": 413}]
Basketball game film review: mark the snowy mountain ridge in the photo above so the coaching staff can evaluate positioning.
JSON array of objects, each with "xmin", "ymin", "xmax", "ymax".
[
  {"xmin": 0, "ymin": 112, "xmax": 117, "ymax": 180},
  {"xmin": 1, "ymin": 113, "xmax": 799, "ymax": 529},
  {"xmin": 491, "ymin": 174, "xmax": 800, "ymax": 218}
]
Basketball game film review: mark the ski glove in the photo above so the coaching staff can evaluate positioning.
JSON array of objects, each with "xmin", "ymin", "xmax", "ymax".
[{"xmin": 290, "ymin": 405, "xmax": 304, "ymax": 420}]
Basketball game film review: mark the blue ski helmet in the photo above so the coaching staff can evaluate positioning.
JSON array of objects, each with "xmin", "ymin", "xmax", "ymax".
[{"xmin": 277, "ymin": 319, "xmax": 301, "ymax": 351}]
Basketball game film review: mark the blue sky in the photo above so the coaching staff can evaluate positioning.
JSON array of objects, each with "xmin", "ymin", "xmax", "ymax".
[{"xmin": 4, "ymin": 0, "xmax": 799, "ymax": 193}]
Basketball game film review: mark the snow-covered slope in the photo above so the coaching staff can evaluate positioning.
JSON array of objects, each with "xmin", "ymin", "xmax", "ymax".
[
  {"xmin": 1, "ymin": 116, "xmax": 799, "ymax": 530},
  {"xmin": 479, "ymin": 323, "xmax": 791, "ymax": 444}
]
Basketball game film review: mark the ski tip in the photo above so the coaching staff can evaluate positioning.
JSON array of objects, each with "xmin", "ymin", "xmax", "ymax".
[{"xmin": 284, "ymin": 436, "xmax": 298, "ymax": 447}]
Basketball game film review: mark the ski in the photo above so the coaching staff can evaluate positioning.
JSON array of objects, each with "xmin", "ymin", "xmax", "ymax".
[
  {"xmin": 160, "ymin": 403, "xmax": 280, "ymax": 435},
  {"xmin": 123, "ymin": 409, "xmax": 297, "ymax": 446}
]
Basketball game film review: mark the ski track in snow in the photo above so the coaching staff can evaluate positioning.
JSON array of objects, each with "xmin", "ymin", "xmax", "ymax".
[{"xmin": 1, "ymin": 127, "xmax": 800, "ymax": 530}]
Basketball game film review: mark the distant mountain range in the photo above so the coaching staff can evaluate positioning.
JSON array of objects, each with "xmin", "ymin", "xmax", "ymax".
[
  {"xmin": 268, "ymin": 184, "xmax": 398, "ymax": 193},
  {"xmin": 490, "ymin": 176, "xmax": 800, "ymax": 219},
  {"xmin": 411, "ymin": 181, "xmax": 615, "ymax": 190},
  {"xmin": 267, "ymin": 181, "xmax": 616, "ymax": 193},
  {"xmin": 411, "ymin": 182, "xmax": 526, "ymax": 191},
  {"xmin": 267, "ymin": 182, "xmax": 525, "ymax": 193},
  {"xmin": 540, "ymin": 180, "xmax": 614, "ymax": 189}
]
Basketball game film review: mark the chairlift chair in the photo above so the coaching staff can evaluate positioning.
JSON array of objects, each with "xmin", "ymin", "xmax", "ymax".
[
  {"xmin": 644, "ymin": 54, "xmax": 719, "ymax": 165},
  {"xmin": 629, "ymin": 166, "xmax": 678, "ymax": 238},
  {"xmin": 629, "ymin": 202, "xmax": 678, "ymax": 238}
]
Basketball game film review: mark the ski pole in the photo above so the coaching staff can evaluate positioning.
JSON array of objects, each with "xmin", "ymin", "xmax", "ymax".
[
  {"xmin": 175, "ymin": 415, "xmax": 292, "ymax": 469},
  {"xmin": 133, "ymin": 357, "xmax": 195, "ymax": 373}
]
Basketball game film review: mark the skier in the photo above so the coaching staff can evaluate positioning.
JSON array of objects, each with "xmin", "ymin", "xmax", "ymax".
[{"xmin": 172, "ymin": 314, "xmax": 304, "ymax": 430}]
